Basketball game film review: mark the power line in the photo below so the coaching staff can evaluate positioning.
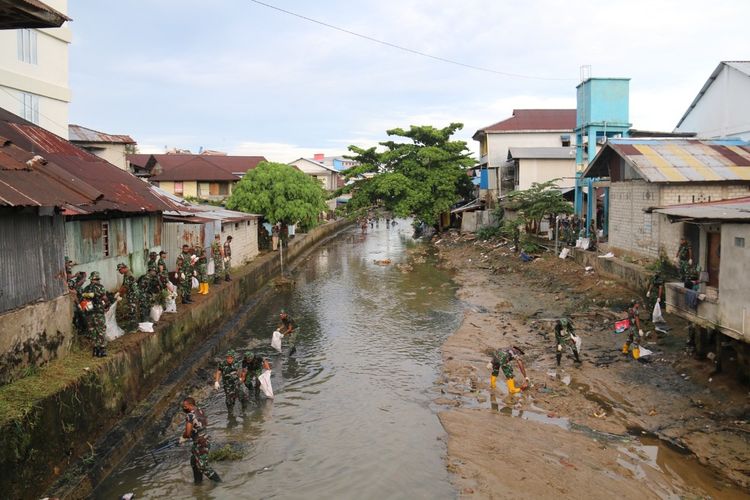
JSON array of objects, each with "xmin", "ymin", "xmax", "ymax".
[
  {"xmin": 247, "ymin": 0, "xmax": 575, "ymax": 81},
  {"xmin": 0, "ymin": 86, "xmax": 70, "ymax": 135}
]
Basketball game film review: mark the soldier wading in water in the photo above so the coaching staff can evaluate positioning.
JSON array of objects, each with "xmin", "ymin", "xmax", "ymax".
[{"xmin": 179, "ymin": 397, "xmax": 221, "ymax": 484}]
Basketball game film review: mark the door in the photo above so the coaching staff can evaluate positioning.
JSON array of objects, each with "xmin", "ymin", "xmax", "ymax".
[{"xmin": 707, "ymin": 231, "xmax": 721, "ymax": 288}]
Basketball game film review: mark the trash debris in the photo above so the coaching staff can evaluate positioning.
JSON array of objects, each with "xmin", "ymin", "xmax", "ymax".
[{"xmin": 598, "ymin": 252, "xmax": 615, "ymax": 258}]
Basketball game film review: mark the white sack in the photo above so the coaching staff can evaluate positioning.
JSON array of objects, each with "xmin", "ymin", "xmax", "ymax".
[
  {"xmin": 164, "ymin": 296, "xmax": 177, "ymax": 313},
  {"xmin": 652, "ymin": 302, "xmax": 665, "ymax": 324},
  {"xmin": 572, "ymin": 334, "xmax": 582, "ymax": 352},
  {"xmin": 105, "ymin": 302, "xmax": 125, "ymax": 340},
  {"xmin": 559, "ymin": 248, "xmax": 570, "ymax": 259},
  {"xmin": 138, "ymin": 322, "xmax": 154, "ymax": 333},
  {"xmin": 638, "ymin": 346, "xmax": 654, "ymax": 357},
  {"xmin": 191, "ymin": 276, "xmax": 199, "ymax": 289},
  {"xmin": 271, "ymin": 330, "xmax": 283, "ymax": 352},
  {"xmin": 208, "ymin": 259, "xmax": 215, "ymax": 276},
  {"xmin": 150, "ymin": 304, "xmax": 163, "ymax": 323},
  {"xmin": 258, "ymin": 369, "xmax": 274, "ymax": 399}
]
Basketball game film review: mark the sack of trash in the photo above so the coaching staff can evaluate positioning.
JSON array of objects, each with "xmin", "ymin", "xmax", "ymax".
[
  {"xmin": 258, "ymin": 369, "xmax": 274, "ymax": 399},
  {"xmin": 652, "ymin": 302, "xmax": 665, "ymax": 323},
  {"xmin": 191, "ymin": 277, "xmax": 199, "ymax": 289},
  {"xmin": 559, "ymin": 248, "xmax": 570, "ymax": 259},
  {"xmin": 271, "ymin": 330, "xmax": 282, "ymax": 352},
  {"xmin": 138, "ymin": 322, "xmax": 154, "ymax": 333},
  {"xmin": 105, "ymin": 302, "xmax": 125, "ymax": 340},
  {"xmin": 150, "ymin": 304, "xmax": 163, "ymax": 323}
]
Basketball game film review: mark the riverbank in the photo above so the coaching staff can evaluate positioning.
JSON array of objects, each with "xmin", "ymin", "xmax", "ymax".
[
  {"xmin": 433, "ymin": 231, "xmax": 750, "ymax": 499},
  {"xmin": 0, "ymin": 218, "xmax": 350, "ymax": 500}
]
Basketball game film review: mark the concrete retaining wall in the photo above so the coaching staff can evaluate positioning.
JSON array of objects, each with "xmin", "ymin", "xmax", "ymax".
[
  {"xmin": 571, "ymin": 248, "xmax": 651, "ymax": 293},
  {"xmin": 0, "ymin": 218, "xmax": 350, "ymax": 500}
]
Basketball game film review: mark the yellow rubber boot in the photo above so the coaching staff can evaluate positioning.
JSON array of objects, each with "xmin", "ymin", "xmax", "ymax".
[
  {"xmin": 204, "ymin": 282, "xmax": 209, "ymax": 295},
  {"xmin": 632, "ymin": 347, "xmax": 640, "ymax": 360},
  {"xmin": 622, "ymin": 343, "xmax": 629, "ymax": 354},
  {"xmin": 490, "ymin": 375, "xmax": 497, "ymax": 389},
  {"xmin": 506, "ymin": 379, "xmax": 521, "ymax": 394}
]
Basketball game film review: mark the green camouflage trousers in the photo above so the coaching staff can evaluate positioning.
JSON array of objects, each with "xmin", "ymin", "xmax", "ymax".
[{"xmin": 191, "ymin": 435, "xmax": 218, "ymax": 480}]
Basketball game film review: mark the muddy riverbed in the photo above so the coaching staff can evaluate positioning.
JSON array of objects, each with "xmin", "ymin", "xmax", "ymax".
[{"xmin": 435, "ymin": 231, "xmax": 750, "ymax": 499}]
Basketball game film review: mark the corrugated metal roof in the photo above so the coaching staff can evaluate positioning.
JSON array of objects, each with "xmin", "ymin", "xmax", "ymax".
[
  {"xmin": 68, "ymin": 124, "xmax": 135, "ymax": 145},
  {"xmin": 474, "ymin": 109, "xmax": 576, "ymax": 139},
  {"xmin": 584, "ymin": 139, "xmax": 750, "ymax": 183},
  {"xmin": 140, "ymin": 154, "xmax": 267, "ymax": 181},
  {"xmin": 0, "ymin": 0, "xmax": 70, "ymax": 29},
  {"xmin": 0, "ymin": 136, "xmax": 102, "ymax": 207},
  {"xmin": 508, "ymin": 147, "xmax": 576, "ymax": 160},
  {"xmin": 654, "ymin": 196, "xmax": 750, "ymax": 221},
  {"xmin": 0, "ymin": 107, "xmax": 175, "ymax": 214}
]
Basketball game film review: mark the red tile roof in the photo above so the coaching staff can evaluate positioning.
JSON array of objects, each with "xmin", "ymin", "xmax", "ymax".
[
  {"xmin": 0, "ymin": 108, "xmax": 174, "ymax": 214},
  {"xmin": 474, "ymin": 109, "xmax": 576, "ymax": 139},
  {"xmin": 143, "ymin": 154, "xmax": 267, "ymax": 182}
]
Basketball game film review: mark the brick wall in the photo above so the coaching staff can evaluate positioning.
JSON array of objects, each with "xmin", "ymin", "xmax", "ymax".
[
  {"xmin": 660, "ymin": 183, "xmax": 750, "ymax": 207},
  {"xmin": 608, "ymin": 181, "xmax": 661, "ymax": 258}
]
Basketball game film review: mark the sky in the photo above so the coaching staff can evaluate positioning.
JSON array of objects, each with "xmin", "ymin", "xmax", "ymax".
[{"xmin": 68, "ymin": 0, "xmax": 750, "ymax": 161}]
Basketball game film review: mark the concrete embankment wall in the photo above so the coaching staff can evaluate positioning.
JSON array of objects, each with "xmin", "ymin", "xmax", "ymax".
[
  {"xmin": 571, "ymin": 248, "xmax": 651, "ymax": 293},
  {"xmin": 0, "ymin": 218, "xmax": 350, "ymax": 500}
]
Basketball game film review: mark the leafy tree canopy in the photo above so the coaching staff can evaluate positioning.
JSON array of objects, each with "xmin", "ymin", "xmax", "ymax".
[
  {"xmin": 339, "ymin": 123, "xmax": 475, "ymax": 226},
  {"xmin": 226, "ymin": 161, "xmax": 328, "ymax": 229},
  {"xmin": 504, "ymin": 179, "xmax": 573, "ymax": 232}
]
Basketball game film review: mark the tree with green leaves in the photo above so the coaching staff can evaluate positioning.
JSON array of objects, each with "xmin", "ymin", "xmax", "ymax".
[
  {"xmin": 339, "ymin": 123, "xmax": 475, "ymax": 228},
  {"xmin": 505, "ymin": 179, "xmax": 573, "ymax": 234},
  {"xmin": 226, "ymin": 161, "xmax": 328, "ymax": 230}
]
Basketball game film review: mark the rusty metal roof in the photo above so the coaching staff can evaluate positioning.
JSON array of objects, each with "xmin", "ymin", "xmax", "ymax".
[
  {"xmin": 134, "ymin": 153, "xmax": 267, "ymax": 181},
  {"xmin": 68, "ymin": 124, "xmax": 136, "ymax": 145},
  {"xmin": 0, "ymin": 107, "xmax": 175, "ymax": 214},
  {"xmin": 473, "ymin": 109, "xmax": 576, "ymax": 140},
  {"xmin": 0, "ymin": 0, "xmax": 70, "ymax": 29},
  {"xmin": 0, "ymin": 137, "xmax": 102, "ymax": 207},
  {"xmin": 584, "ymin": 139, "xmax": 750, "ymax": 182}
]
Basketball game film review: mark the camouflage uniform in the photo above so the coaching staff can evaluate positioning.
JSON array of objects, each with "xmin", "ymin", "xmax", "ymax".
[
  {"xmin": 147, "ymin": 253, "xmax": 158, "ymax": 272},
  {"xmin": 646, "ymin": 273, "xmax": 664, "ymax": 314},
  {"xmin": 211, "ymin": 240, "xmax": 224, "ymax": 283},
  {"xmin": 491, "ymin": 349, "xmax": 515, "ymax": 379},
  {"xmin": 280, "ymin": 312, "xmax": 298, "ymax": 354},
  {"xmin": 623, "ymin": 304, "xmax": 641, "ymax": 353},
  {"xmin": 185, "ymin": 406, "xmax": 220, "ymax": 483},
  {"xmin": 138, "ymin": 270, "xmax": 162, "ymax": 318},
  {"xmin": 197, "ymin": 256, "xmax": 208, "ymax": 285},
  {"xmin": 217, "ymin": 355, "xmax": 247, "ymax": 411},
  {"xmin": 82, "ymin": 276, "xmax": 109, "ymax": 354},
  {"xmin": 242, "ymin": 352, "xmax": 264, "ymax": 393},
  {"xmin": 554, "ymin": 318, "xmax": 580, "ymax": 365},
  {"xmin": 178, "ymin": 251, "xmax": 193, "ymax": 302},
  {"xmin": 68, "ymin": 270, "xmax": 88, "ymax": 335},
  {"xmin": 223, "ymin": 239, "xmax": 232, "ymax": 281},
  {"xmin": 119, "ymin": 270, "xmax": 140, "ymax": 331}
]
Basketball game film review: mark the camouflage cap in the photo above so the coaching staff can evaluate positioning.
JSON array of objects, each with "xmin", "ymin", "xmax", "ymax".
[
  {"xmin": 90, "ymin": 271, "xmax": 101, "ymax": 280},
  {"xmin": 559, "ymin": 318, "xmax": 570, "ymax": 327},
  {"xmin": 116, "ymin": 262, "xmax": 128, "ymax": 270},
  {"xmin": 226, "ymin": 349, "xmax": 237, "ymax": 359},
  {"xmin": 149, "ymin": 251, "xmax": 157, "ymax": 257}
]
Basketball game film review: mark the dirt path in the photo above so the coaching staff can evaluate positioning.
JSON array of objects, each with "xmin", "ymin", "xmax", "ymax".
[{"xmin": 433, "ymin": 232, "xmax": 750, "ymax": 499}]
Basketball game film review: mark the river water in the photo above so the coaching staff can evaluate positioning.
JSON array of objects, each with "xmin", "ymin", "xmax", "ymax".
[{"xmin": 96, "ymin": 221, "xmax": 461, "ymax": 499}]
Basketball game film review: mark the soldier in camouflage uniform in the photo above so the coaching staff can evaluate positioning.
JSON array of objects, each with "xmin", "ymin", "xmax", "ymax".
[
  {"xmin": 214, "ymin": 350, "xmax": 247, "ymax": 413},
  {"xmin": 211, "ymin": 235, "xmax": 224, "ymax": 284},
  {"xmin": 117, "ymin": 263, "xmax": 140, "ymax": 331},
  {"xmin": 66, "ymin": 257, "xmax": 88, "ymax": 334},
  {"xmin": 242, "ymin": 351, "xmax": 270, "ymax": 396},
  {"xmin": 81, "ymin": 271, "xmax": 110, "ymax": 357},
  {"xmin": 223, "ymin": 235, "xmax": 232, "ymax": 281},
  {"xmin": 554, "ymin": 318, "xmax": 581, "ymax": 366},
  {"xmin": 138, "ymin": 267, "xmax": 163, "ymax": 321},
  {"xmin": 147, "ymin": 251, "xmax": 158, "ymax": 272},
  {"xmin": 489, "ymin": 346, "xmax": 528, "ymax": 395},
  {"xmin": 197, "ymin": 250, "xmax": 209, "ymax": 295},
  {"xmin": 178, "ymin": 245, "xmax": 194, "ymax": 304},
  {"xmin": 676, "ymin": 237, "xmax": 693, "ymax": 282},
  {"xmin": 180, "ymin": 397, "xmax": 221, "ymax": 484},
  {"xmin": 157, "ymin": 250, "xmax": 168, "ymax": 277}
]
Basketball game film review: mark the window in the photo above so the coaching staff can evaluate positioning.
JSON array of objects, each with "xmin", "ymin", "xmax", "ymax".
[
  {"xmin": 219, "ymin": 183, "xmax": 229, "ymax": 195},
  {"xmin": 560, "ymin": 134, "xmax": 571, "ymax": 147},
  {"xmin": 102, "ymin": 222, "xmax": 110, "ymax": 257},
  {"xmin": 20, "ymin": 92, "xmax": 39, "ymax": 124},
  {"xmin": 17, "ymin": 29, "xmax": 37, "ymax": 64},
  {"xmin": 736, "ymin": 237, "xmax": 746, "ymax": 248},
  {"xmin": 174, "ymin": 181, "xmax": 183, "ymax": 195}
]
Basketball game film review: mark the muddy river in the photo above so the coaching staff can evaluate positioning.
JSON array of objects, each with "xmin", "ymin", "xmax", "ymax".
[{"xmin": 96, "ymin": 221, "xmax": 462, "ymax": 499}]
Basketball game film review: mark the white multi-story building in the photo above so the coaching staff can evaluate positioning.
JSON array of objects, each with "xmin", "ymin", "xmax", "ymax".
[{"xmin": 0, "ymin": 0, "xmax": 71, "ymax": 138}]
